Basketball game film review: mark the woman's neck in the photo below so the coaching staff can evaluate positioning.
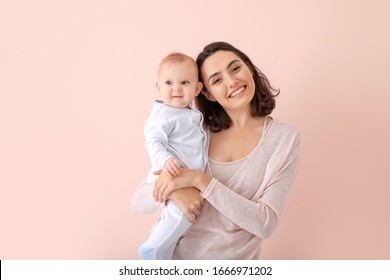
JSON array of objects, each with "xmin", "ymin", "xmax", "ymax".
[{"xmin": 226, "ymin": 109, "xmax": 260, "ymax": 131}]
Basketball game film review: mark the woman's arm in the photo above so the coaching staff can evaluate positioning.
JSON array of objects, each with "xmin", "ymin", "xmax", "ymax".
[{"xmin": 153, "ymin": 168, "xmax": 212, "ymax": 202}]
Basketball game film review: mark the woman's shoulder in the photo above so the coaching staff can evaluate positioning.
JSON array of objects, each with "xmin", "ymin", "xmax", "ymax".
[
  {"xmin": 269, "ymin": 118, "xmax": 300, "ymax": 139},
  {"xmin": 262, "ymin": 118, "xmax": 300, "ymax": 154}
]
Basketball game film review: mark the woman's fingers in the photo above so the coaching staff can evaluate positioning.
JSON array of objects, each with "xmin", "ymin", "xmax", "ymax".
[
  {"xmin": 183, "ymin": 198, "xmax": 202, "ymax": 223},
  {"xmin": 153, "ymin": 175, "xmax": 166, "ymax": 201},
  {"xmin": 168, "ymin": 187, "xmax": 204, "ymax": 224},
  {"xmin": 152, "ymin": 169, "xmax": 163, "ymax": 200},
  {"xmin": 182, "ymin": 202, "xmax": 202, "ymax": 224},
  {"xmin": 156, "ymin": 183, "xmax": 167, "ymax": 202},
  {"xmin": 158, "ymin": 184, "xmax": 168, "ymax": 202},
  {"xmin": 155, "ymin": 176, "xmax": 174, "ymax": 202},
  {"xmin": 183, "ymin": 208, "xmax": 196, "ymax": 224},
  {"xmin": 154, "ymin": 168, "xmax": 197, "ymax": 201},
  {"xmin": 192, "ymin": 207, "xmax": 201, "ymax": 218},
  {"xmin": 182, "ymin": 206, "xmax": 200, "ymax": 224},
  {"xmin": 161, "ymin": 185, "xmax": 172, "ymax": 201}
]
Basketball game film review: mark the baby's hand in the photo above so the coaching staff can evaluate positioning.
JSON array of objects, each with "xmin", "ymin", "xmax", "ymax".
[{"xmin": 163, "ymin": 158, "xmax": 181, "ymax": 177}]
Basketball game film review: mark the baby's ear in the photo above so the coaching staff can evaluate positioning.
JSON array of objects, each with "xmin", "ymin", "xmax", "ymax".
[
  {"xmin": 201, "ymin": 89, "xmax": 216, "ymax": 102},
  {"xmin": 195, "ymin": 82, "xmax": 203, "ymax": 96}
]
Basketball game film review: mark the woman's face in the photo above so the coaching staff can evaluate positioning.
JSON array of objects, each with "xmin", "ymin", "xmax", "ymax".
[{"xmin": 200, "ymin": 50, "xmax": 255, "ymax": 113}]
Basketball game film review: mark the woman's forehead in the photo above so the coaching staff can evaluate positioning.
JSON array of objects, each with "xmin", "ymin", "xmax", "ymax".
[{"xmin": 201, "ymin": 51, "xmax": 242, "ymax": 75}]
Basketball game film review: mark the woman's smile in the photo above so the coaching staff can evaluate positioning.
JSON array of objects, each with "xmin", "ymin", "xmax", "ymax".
[{"xmin": 229, "ymin": 85, "xmax": 246, "ymax": 98}]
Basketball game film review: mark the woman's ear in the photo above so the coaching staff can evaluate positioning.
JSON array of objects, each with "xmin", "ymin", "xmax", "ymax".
[{"xmin": 201, "ymin": 89, "xmax": 217, "ymax": 102}]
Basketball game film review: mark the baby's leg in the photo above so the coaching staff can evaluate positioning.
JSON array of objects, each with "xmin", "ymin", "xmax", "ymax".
[{"xmin": 138, "ymin": 201, "xmax": 191, "ymax": 260}]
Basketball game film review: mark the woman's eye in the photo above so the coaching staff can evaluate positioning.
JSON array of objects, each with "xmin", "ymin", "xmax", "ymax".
[
  {"xmin": 212, "ymin": 78, "xmax": 222, "ymax": 85},
  {"xmin": 232, "ymin": 66, "xmax": 241, "ymax": 73}
]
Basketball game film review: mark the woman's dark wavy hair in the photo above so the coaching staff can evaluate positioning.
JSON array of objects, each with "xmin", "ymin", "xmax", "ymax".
[{"xmin": 195, "ymin": 41, "xmax": 279, "ymax": 132}]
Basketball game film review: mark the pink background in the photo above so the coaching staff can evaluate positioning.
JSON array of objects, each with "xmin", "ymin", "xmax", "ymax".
[{"xmin": 1, "ymin": 0, "xmax": 389, "ymax": 259}]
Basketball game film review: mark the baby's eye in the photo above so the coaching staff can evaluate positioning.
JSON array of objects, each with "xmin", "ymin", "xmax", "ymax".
[
  {"xmin": 182, "ymin": 81, "xmax": 190, "ymax": 85},
  {"xmin": 165, "ymin": 81, "xmax": 173, "ymax": 85}
]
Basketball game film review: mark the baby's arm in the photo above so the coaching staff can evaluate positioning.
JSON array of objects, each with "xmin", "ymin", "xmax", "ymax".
[
  {"xmin": 144, "ymin": 111, "xmax": 175, "ymax": 171},
  {"xmin": 163, "ymin": 157, "xmax": 181, "ymax": 177}
]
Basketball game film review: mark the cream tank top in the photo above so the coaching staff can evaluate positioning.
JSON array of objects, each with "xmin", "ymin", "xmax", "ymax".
[{"xmin": 208, "ymin": 116, "xmax": 269, "ymax": 185}]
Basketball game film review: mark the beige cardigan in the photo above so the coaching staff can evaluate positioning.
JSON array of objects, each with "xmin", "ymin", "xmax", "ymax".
[{"xmin": 131, "ymin": 118, "xmax": 300, "ymax": 259}]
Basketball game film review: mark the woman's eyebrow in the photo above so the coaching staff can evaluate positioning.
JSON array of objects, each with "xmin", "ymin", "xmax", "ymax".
[
  {"xmin": 207, "ymin": 59, "xmax": 240, "ymax": 83},
  {"xmin": 227, "ymin": 59, "xmax": 240, "ymax": 69}
]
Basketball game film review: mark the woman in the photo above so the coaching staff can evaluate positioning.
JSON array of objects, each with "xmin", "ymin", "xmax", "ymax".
[{"xmin": 131, "ymin": 41, "xmax": 300, "ymax": 259}]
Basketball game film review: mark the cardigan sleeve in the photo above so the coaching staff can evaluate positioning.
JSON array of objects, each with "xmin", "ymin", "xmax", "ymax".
[{"xmin": 202, "ymin": 131, "xmax": 300, "ymax": 239}]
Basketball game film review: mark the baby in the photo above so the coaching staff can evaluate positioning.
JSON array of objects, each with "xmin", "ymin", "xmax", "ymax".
[{"xmin": 139, "ymin": 52, "xmax": 206, "ymax": 259}]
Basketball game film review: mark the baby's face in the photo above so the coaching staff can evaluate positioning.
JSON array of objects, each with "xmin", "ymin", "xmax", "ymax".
[{"xmin": 157, "ymin": 60, "xmax": 202, "ymax": 108}]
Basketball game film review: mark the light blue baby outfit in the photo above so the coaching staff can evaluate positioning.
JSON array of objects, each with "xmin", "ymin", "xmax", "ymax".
[{"xmin": 139, "ymin": 101, "xmax": 206, "ymax": 259}]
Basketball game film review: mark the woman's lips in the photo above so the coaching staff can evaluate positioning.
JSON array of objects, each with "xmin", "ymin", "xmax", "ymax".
[{"xmin": 229, "ymin": 86, "xmax": 246, "ymax": 98}]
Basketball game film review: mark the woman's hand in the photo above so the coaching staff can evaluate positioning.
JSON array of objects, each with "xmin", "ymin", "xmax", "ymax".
[
  {"xmin": 168, "ymin": 187, "xmax": 204, "ymax": 224},
  {"xmin": 153, "ymin": 168, "xmax": 212, "ymax": 202},
  {"xmin": 153, "ymin": 168, "xmax": 196, "ymax": 202}
]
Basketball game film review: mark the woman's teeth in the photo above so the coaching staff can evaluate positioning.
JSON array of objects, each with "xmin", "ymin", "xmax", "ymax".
[{"xmin": 230, "ymin": 87, "xmax": 244, "ymax": 98}]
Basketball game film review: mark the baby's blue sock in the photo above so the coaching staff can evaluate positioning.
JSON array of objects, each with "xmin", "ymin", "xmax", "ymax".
[
  {"xmin": 138, "ymin": 246, "xmax": 156, "ymax": 260},
  {"xmin": 138, "ymin": 201, "xmax": 192, "ymax": 260}
]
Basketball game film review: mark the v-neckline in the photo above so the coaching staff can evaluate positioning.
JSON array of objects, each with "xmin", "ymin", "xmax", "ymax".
[{"xmin": 207, "ymin": 116, "xmax": 274, "ymax": 184}]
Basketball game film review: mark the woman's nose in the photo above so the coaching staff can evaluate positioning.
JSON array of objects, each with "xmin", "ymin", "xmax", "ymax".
[{"xmin": 227, "ymin": 75, "xmax": 238, "ymax": 87}]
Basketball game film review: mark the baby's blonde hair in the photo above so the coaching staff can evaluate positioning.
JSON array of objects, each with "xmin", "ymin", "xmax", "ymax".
[{"xmin": 158, "ymin": 52, "xmax": 198, "ymax": 75}]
